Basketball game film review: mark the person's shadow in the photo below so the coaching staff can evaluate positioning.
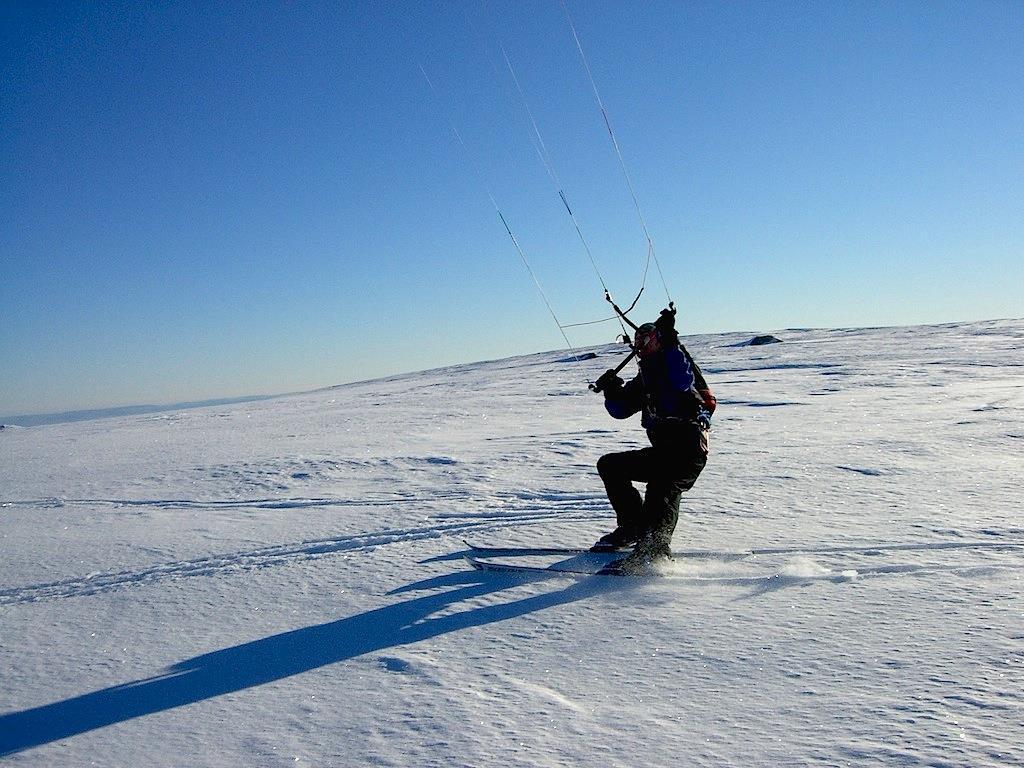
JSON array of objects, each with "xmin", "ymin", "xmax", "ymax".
[{"xmin": 1, "ymin": 567, "xmax": 629, "ymax": 757}]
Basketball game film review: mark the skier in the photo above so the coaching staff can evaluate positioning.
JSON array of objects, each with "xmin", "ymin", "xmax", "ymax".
[{"xmin": 591, "ymin": 308, "xmax": 716, "ymax": 573}]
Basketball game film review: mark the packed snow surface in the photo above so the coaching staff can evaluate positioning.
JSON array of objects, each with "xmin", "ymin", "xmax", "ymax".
[{"xmin": 1, "ymin": 319, "xmax": 1022, "ymax": 766}]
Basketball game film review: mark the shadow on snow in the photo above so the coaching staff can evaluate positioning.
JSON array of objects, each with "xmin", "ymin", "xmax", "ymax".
[{"xmin": 0, "ymin": 570, "xmax": 630, "ymax": 757}]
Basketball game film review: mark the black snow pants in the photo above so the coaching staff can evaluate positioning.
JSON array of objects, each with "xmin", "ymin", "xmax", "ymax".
[{"xmin": 597, "ymin": 423, "xmax": 707, "ymax": 548}]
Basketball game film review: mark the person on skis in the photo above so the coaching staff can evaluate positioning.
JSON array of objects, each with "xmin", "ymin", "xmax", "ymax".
[{"xmin": 591, "ymin": 307, "xmax": 716, "ymax": 574}]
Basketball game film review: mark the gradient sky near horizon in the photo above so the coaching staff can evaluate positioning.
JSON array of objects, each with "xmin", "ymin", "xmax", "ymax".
[{"xmin": 2, "ymin": 1, "xmax": 1022, "ymax": 416}]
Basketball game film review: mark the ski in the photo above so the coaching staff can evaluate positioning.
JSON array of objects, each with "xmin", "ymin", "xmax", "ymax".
[
  {"xmin": 463, "ymin": 539, "xmax": 752, "ymax": 561},
  {"xmin": 464, "ymin": 555, "xmax": 632, "ymax": 577},
  {"xmin": 462, "ymin": 539, "xmax": 627, "ymax": 556},
  {"xmin": 466, "ymin": 539, "xmax": 1024, "ymax": 560}
]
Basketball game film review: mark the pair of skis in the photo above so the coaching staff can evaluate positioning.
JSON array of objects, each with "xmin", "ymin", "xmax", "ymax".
[
  {"xmin": 462, "ymin": 539, "xmax": 752, "ymax": 577},
  {"xmin": 462, "ymin": 538, "xmax": 1024, "ymax": 578}
]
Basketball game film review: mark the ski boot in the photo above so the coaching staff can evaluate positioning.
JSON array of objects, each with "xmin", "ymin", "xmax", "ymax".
[
  {"xmin": 590, "ymin": 526, "xmax": 641, "ymax": 553},
  {"xmin": 604, "ymin": 535, "xmax": 673, "ymax": 576}
]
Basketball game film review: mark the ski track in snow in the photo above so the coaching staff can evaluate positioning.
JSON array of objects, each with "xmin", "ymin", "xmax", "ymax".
[
  {"xmin": 4, "ymin": 490, "xmax": 1023, "ymax": 605},
  {"xmin": 4, "ymin": 532, "xmax": 1022, "ymax": 607}
]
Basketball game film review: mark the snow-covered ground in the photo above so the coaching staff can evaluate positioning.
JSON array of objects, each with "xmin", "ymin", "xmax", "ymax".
[{"xmin": 2, "ymin": 319, "xmax": 1022, "ymax": 766}]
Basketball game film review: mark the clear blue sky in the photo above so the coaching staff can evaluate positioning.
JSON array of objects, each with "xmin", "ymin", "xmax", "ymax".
[{"xmin": 2, "ymin": 1, "xmax": 1022, "ymax": 415}]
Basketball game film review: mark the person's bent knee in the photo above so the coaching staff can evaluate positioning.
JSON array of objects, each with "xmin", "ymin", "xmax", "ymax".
[{"xmin": 597, "ymin": 452, "xmax": 632, "ymax": 478}]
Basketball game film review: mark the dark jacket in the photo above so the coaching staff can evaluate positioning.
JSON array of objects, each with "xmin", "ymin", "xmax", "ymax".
[{"xmin": 605, "ymin": 342, "xmax": 716, "ymax": 450}]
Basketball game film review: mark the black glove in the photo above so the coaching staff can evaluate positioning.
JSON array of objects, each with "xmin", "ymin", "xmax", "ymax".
[{"xmin": 594, "ymin": 369, "xmax": 624, "ymax": 394}]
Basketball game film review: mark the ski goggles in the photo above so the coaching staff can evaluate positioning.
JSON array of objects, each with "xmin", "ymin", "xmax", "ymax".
[{"xmin": 634, "ymin": 324, "xmax": 662, "ymax": 358}]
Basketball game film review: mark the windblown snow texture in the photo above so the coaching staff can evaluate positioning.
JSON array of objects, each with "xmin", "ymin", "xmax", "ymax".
[{"xmin": 1, "ymin": 320, "xmax": 1022, "ymax": 766}]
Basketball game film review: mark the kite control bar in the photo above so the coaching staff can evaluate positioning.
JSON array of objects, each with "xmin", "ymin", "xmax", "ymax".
[{"xmin": 589, "ymin": 348, "xmax": 637, "ymax": 393}]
